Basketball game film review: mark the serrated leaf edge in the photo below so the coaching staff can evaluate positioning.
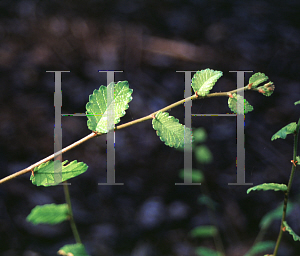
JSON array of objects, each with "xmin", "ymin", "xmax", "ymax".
[
  {"xmin": 191, "ymin": 68, "xmax": 223, "ymax": 96},
  {"xmin": 86, "ymin": 81, "xmax": 133, "ymax": 133},
  {"xmin": 31, "ymin": 160, "xmax": 88, "ymax": 186},
  {"xmin": 271, "ymin": 122, "xmax": 297, "ymax": 141},
  {"xmin": 249, "ymin": 72, "xmax": 269, "ymax": 88},
  {"xmin": 153, "ymin": 111, "xmax": 192, "ymax": 148},
  {"xmin": 247, "ymin": 183, "xmax": 287, "ymax": 194},
  {"xmin": 283, "ymin": 221, "xmax": 300, "ymax": 241}
]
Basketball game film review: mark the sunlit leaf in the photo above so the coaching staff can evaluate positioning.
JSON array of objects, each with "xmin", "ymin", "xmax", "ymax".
[
  {"xmin": 30, "ymin": 160, "xmax": 88, "ymax": 186},
  {"xmin": 191, "ymin": 69, "xmax": 223, "ymax": 96},
  {"xmin": 249, "ymin": 72, "xmax": 269, "ymax": 88},
  {"xmin": 294, "ymin": 100, "xmax": 300, "ymax": 105},
  {"xmin": 271, "ymin": 122, "xmax": 297, "ymax": 141},
  {"xmin": 247, "ymin": 183, "xmax": 287, "ymax": 194},
  {"xmin": 86, "ymin": 81, "xmax": 133, "ymax": 133},
  {"xmin": 26, "ymin": 204, "xmax": 69, "ymax": 225},
  {"xmin": 152, "ymin": 111, "xmax": 193, "ymax": 148}
]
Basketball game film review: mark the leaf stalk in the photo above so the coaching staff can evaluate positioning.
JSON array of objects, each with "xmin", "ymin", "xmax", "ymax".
[{"xmin": 63, "ymin": 181, "xmax": 82, "ymax": 244}]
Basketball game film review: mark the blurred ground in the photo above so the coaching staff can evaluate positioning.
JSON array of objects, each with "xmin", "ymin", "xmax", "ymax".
[{"xmin": 0, "ymin": 0, "xmax": 300, "ymax": 255}]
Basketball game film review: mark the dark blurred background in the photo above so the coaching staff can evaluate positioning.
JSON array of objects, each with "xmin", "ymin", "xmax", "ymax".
[{"xmin": 1, "ymin": 0, "xmax": 300, "ymax": 255}]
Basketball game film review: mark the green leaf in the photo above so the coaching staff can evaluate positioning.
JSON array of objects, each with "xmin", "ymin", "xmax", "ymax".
[
  {"xmin": 228, "ymin": 93, "xmax": 254, "ymax": 114},
  {"xmin": 249, "ymin": 72, "xmax": 268, "ymax": 88},
  {"xmin": 191, "ymin": 69, "xmax": 223, "ymax": 96},
  {"xmin": 193, "ymin": 127, "xmax": 207, "ymax": 143},
  {"xmin": 256, "ymin": 82, "xmax": 275, "ymax": 97},
  {"xmin": 195, "ymin": 145, "xmax": 213, "ymax": 164},
  {"xmin": 86, "ymin": 81, "xmax": 133, "ymax": 133},
  {"xmin": 283, "ymin": 221, "xmax": 300, "ymax": 241},
  {"xmin": 296, "ymin": 156, "xmax": 300, "ymax": 165},
  {"xmin": 260, "ymin": 202, "xmax": 294, "ymax": 229},
  {"xmin": 152, "ymin": 112, "xmax": 193, "ymax": 148},
  {"xmin": 271, "ymin": 122, "xmax": 297, "ymax": 141},
  {"xmin": 58, "ymin": 243, "xmax": 90, "ymax": 256},
  {"xmin": 243, "ymin": 241, "xmax": 275, "ymax": 256},
  {"xmin": 26, "ymin": 204, "xmax": 69, "ymax": 225},
  {"xmin": 247, "ymin": 183, "xmax": 287, "ymax": 194},
  {"xmin": 30, "ymin": 160, "xmax": 88, "ymax": 186},
  {"xmin": 295, "ymin": 100, "xmax": 300, "ymax": 105},
  {"xmin": 190, "ymin": 225, "xmax": 217, "ymax": 238},
  {"xmin": 179, "ymin": 169, "xmax": 204, "ymax": 183},
  {"xmin": 195, "ymin": 247, "xmax": 222, "ymax": 256}
]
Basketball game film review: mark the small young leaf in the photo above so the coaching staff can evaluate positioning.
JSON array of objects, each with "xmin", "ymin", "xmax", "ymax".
[
  {"xmin": 256, "ymin": 82, "xmax": 275, "ymax": 97},
  {"xmin": 249, "ymin": 72, "xmax": 269, "ymax": 88},
  {"xmin": 30, "ymin": 160, "xmax": 88, "ymax": 186},
  {"xmin": 86, "ymin": 81, "xmax": 133, "ymax": 133},
  {"xmin": 195, "ymin": 247, "xmax": 222, "ymax": 256},
  {"xmin": 283, "ymin": 221, "xmax": 300, "ymax": 241},
  {"xmin": 191, "ymin": 69, "xmax": 223, "ymax": 96},
  {"xmin": 26, "ymin": 204, "xmax": 69, "ymax": 225},
  {"xmin": 228, "ymin": 93, "xmax": 254, "ymax": 114},
  {"xmin": 179, "ymin": 169, "xmax": 204, "ymax": 183},
  {"xmin": 247, "ymin": 183, "xmax": 287, "ymax": 194},
  {"xmin": 243, "ymin": 241, "xmax": 275, "ymax": 256},
  {"xmin": 190, "ymin": 225, "xmax": 217, "ymax": 238},
  {"xmin": 152, "ymin": 112, "xmax": 193, "ymax": 148},
  {"xmin": 58, "ymin": 243, "xmax": 90, "ymax": 256},
  {"xmin": 295, "ymin": 100, "xmax": 300, "ymax": 105},
  {"xmin": 271, "ymin": 122, "xmax": 297, "ymax": 141},
  {"xmin": 195, "ymin": 145, "xmax": 213, "ymax": 164}
]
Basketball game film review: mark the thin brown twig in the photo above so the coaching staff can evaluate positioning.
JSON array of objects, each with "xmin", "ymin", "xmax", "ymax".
[{"xmin": 0, "ymin": 84, "xmax": 251, "ymax": 184}]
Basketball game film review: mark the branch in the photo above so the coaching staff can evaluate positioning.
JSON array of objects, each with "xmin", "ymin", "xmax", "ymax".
[
  {"xmin": 0, "ymin": 84, "xmax": 251, "ymax": 184},
  {"xmin": 273, "ymin": 118, "xmax": 300, "ymax": 256}
]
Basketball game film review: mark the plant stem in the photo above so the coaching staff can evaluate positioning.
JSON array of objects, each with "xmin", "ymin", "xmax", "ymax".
[
  {"xmin": 0, "ymin": 84, "xmax": 251, "ymax": 184},
  {"xmin": 63, "ymin": 181, "xmax": 82, "ymax": 244},
  {"xmin": 273, "ymin": 118, "xmax": 300, "ymax": 256}
]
